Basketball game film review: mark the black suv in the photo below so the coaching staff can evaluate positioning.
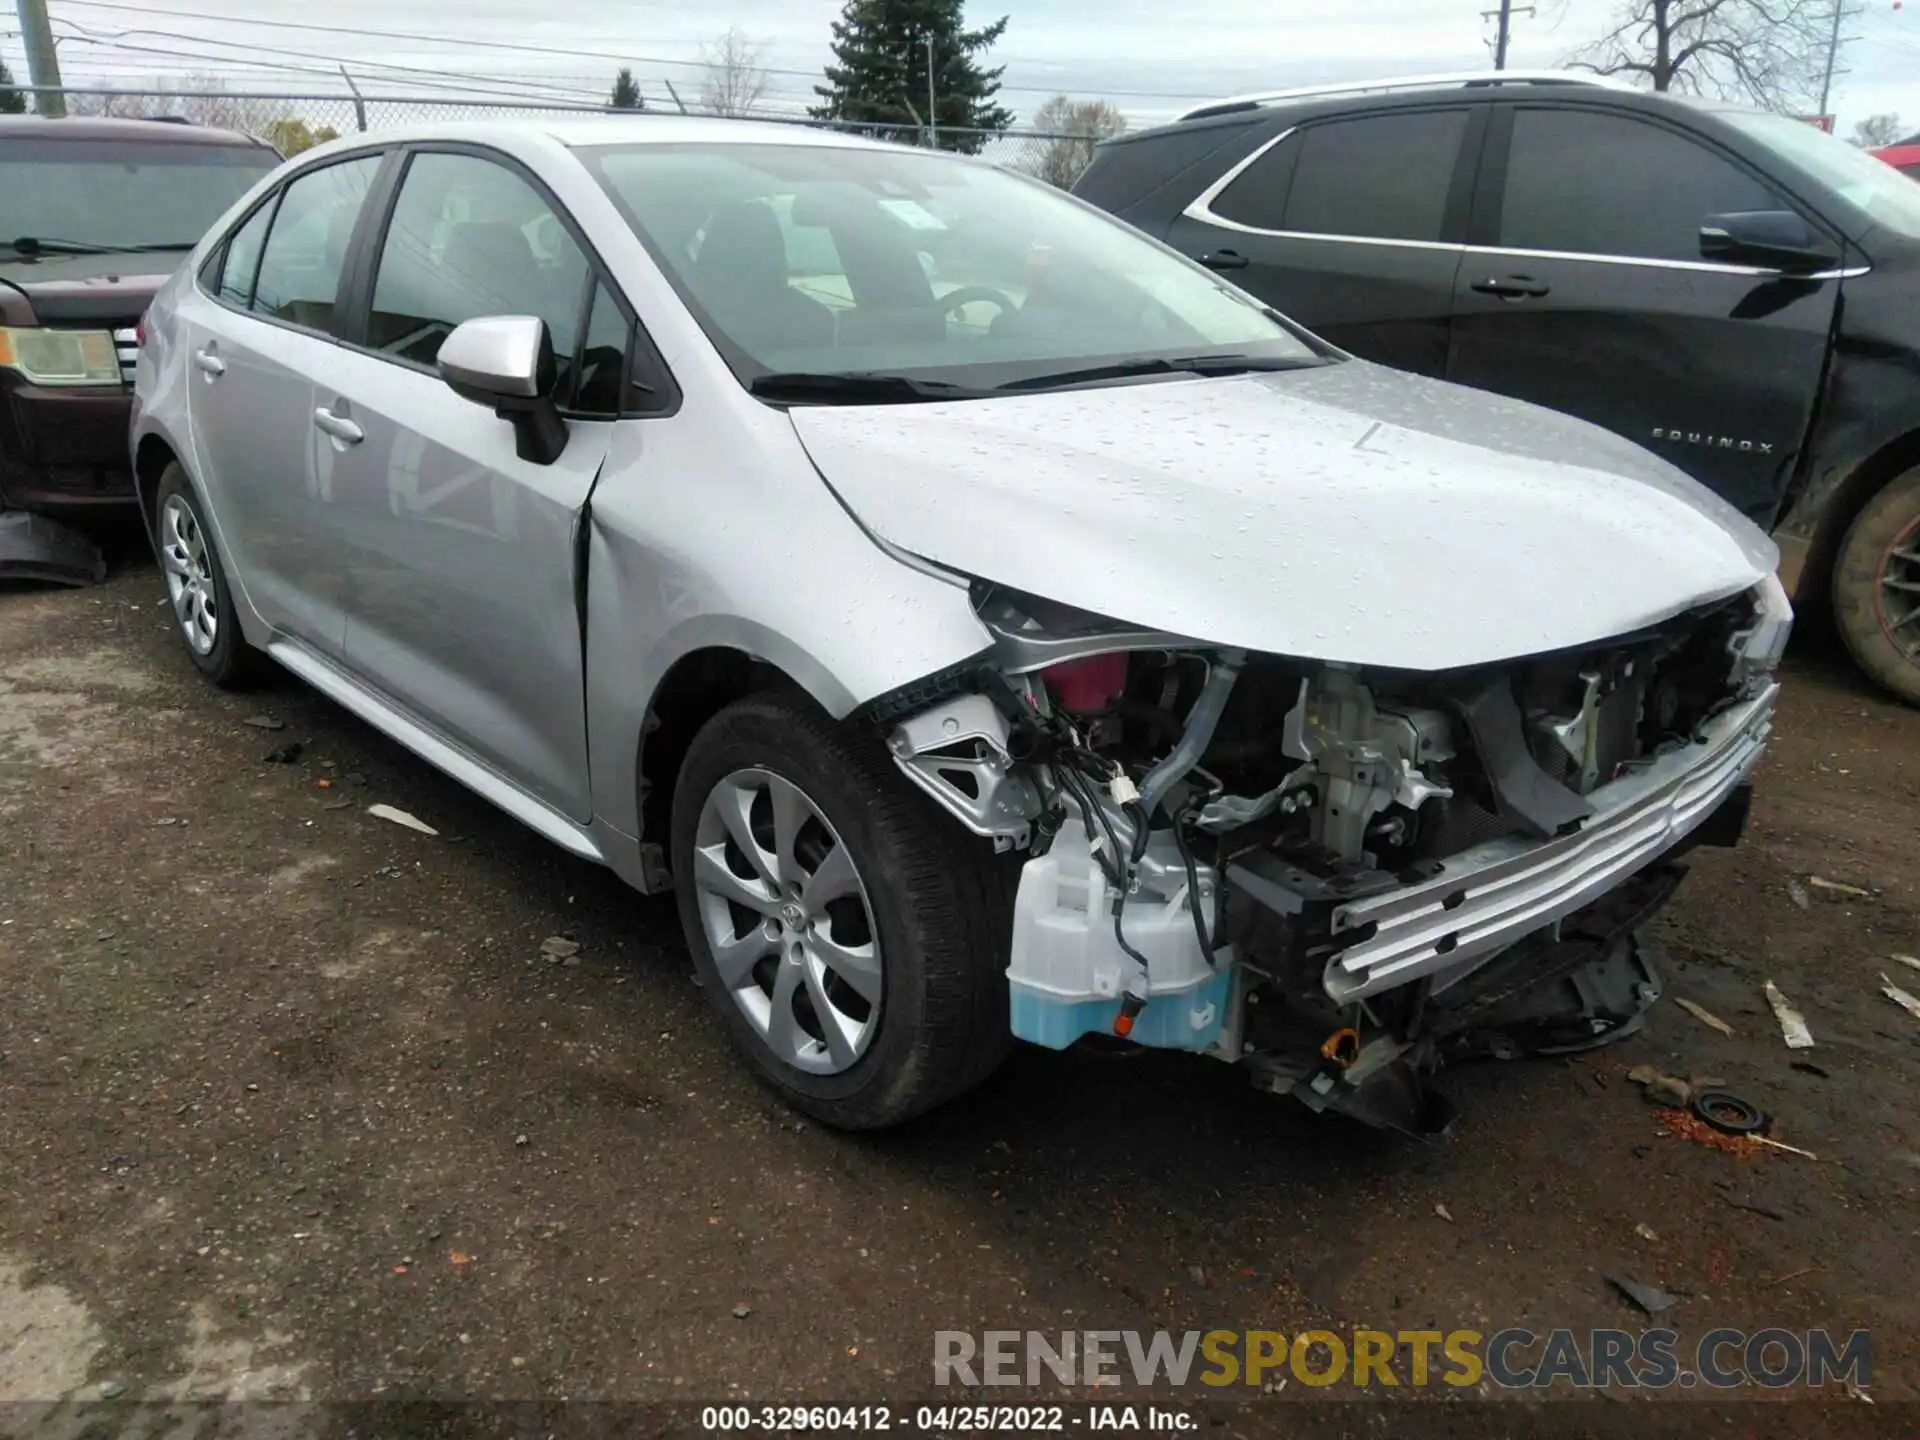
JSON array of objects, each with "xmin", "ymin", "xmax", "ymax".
[{"xmin": 1075, "ymin": 71, "xmax": 1920, "ymax": 705}]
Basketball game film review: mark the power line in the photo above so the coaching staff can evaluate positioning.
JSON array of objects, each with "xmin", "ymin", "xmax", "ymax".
[
  {"xmin": 50, "ymin": 17, "xmax": 617, "ymax": 100},
  {"xmin": 47, "ymin": 0, "xmax": 1226, "ymax": 102}
]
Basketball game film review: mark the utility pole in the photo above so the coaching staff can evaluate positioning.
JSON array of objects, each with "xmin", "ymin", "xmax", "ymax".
[
  {"xmin": 1820, "ymin": 0, "xmax": 1850, "ymax": 122},
  {"xmin": 15, "ymin": 0, "xmax": 65, "ymax": 117},
  {"xmin": 923, "ymin": 34, "xmax": 936, "ymax": 148},
  {"xmin": 1482, "ymin": 0, "xmax": 1535, "ymax": 70}
]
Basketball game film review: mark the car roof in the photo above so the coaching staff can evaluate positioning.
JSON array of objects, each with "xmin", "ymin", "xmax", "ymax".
[
  {"xmin": 0, "ymin": 114, "xmax": 264, "ymax": 147},
  {"xmin": 1107, "ymin": 70, "xmax": 1746, "ymax": 148},
  {"xmin": 337, "ymin": 114, "xmax": 923, "ymax": 155}
]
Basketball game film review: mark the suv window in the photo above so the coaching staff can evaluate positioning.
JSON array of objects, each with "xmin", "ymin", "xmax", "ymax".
[
  {"xmin": 249, "ymin": 156, "xmax": 383, "ymax": 336},
  {"xmin": 1212, "ymin": 110, "xmax": 1468, "ymax": 241},
  {"xmin": 369, "ymin": 151, "xmax": 590, "ymax": 378},
  {"xmin": 1498, "ymin": 108, "xmax": 1781, "ymax": 263}
]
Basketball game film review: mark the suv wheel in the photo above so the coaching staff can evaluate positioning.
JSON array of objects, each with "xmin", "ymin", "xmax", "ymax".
[
  {"xmin": 154, "ymin": 464, "xmax": 261, "ymax": 688},
  {"xmin": 670, "ymin": 691, "xmax": 1013, "ymax": 1129},
  {"xmin": 1833, "ymin": 465, "xmax": 1920, "ymax": 708}
]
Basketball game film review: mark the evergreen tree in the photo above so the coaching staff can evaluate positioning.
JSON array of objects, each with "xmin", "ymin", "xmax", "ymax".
[
  {"xmin": 610, "ymin": 68, "xmax": 645, "ymax": 111},
  {"xmin": 811, "ymin": 0, "xmax": 1012, "ymax": 154},
  {"xmin": 0, "ymin": 60, "xmax": 26, "ymax": 115}
]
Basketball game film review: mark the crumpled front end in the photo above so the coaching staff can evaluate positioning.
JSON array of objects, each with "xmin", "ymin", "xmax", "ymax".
[{"xmin": 874, "ymin": 573, "xmax": 1789, "ymax": 1134}]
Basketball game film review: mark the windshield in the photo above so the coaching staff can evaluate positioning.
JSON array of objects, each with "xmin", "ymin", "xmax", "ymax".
[
  {"xmin": 0, "ymin": 139, "xmax": 279, "ymax": 253},
  {"xmin": 577, "ymin": 140, "xmax": 1321, "ymax": 391},
  {"xmin": 1719, "ymin": 111, "xmax": 1920, "ymax": 240}
]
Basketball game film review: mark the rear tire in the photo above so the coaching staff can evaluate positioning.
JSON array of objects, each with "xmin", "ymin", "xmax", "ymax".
[
  {"xmin": 670, "ymin": 690, "xmax": 1014, "ymax": 1130},
  {"xmin": 1832, "ymin": 465, "xmax": 1920, "ymax": 708},
  {"xmin": 153, "ymin": 464, "xmax": 263, "ymax": 689}
]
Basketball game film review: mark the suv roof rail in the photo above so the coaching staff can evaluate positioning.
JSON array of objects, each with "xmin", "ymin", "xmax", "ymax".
[{"xmin": 1175, "ymin": 69, "xmax": 1637, "ymax": 122}]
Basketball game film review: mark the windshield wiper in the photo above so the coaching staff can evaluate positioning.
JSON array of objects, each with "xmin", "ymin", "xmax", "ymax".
[
  {"xmin": 6, "ymin": 237, "xmax": 195, "ymax": 257},
  {"xmin": 997, "ymin": 353, "xmax": 1321, "ymax": 392},
  {"xmin": 749, "ymin": 371, "xmax": 994, "ymax": 405}
]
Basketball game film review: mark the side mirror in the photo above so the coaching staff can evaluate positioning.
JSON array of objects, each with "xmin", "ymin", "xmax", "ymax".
[
  {"xmin": 1699, "ymin": 211, "xmax": 1838, "ymax": 275},
  {"xmin": 437, "ymin": 315, "xmax": 569, "ymax": 465}
]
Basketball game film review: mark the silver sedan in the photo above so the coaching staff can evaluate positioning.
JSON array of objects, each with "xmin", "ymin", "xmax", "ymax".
[{"xmin": 134, "ymin": 118, "xmax": 1786, "ymax": 1135}]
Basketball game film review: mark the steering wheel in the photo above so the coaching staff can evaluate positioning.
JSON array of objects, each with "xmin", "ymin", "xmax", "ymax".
[{"xmin": 938, "ymin": 286, "xmax": 1018, "ymax": 322}]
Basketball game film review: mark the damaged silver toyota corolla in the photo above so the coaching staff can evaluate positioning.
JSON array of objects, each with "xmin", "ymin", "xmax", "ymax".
[{"xmin": 134, "ymin": 120, "xmax": 1787, "ymax": 1134}]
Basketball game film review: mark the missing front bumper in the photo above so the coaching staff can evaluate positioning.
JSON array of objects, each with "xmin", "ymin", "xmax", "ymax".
[
  {"xmin": 0, "ymin": 509, "xmax": 107, "ymax": 587},
  {"xmin": 1321, "ymin": 683, "xmax": 1775, "ymax": 1003}
]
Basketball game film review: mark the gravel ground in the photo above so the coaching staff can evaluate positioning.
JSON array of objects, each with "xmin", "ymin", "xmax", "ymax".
[{"xmin": 1, "ymin": 563, "xmax": 1917, "ymax": 1438}]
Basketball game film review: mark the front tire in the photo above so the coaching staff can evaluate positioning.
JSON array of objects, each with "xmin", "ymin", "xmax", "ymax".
[
  {"xmin": 153, "ymin": 464, "xmax": 262, "ymax": 689},
  {"xmin": 1832, "ymin": 465, "xmax": 1920, "ymax": 708},
  {"xmin": 670, "ymin": 691, "xmax": 1013, "ymax": 1130}
]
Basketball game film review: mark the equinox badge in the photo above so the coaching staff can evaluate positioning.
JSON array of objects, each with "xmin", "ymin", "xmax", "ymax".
[{"xmin": 1652, "ymin": 428, "xmax": 1775, "ymax": 454}]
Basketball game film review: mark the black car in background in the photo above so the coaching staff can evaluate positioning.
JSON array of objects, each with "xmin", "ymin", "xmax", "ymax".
[
  {"xmin": 0, "ymin": 116, "xmax": 278, "ymax": 581},
  {"xmin": 1075, "ymin": 71, "xmax": 1920, "ymax": 705}
]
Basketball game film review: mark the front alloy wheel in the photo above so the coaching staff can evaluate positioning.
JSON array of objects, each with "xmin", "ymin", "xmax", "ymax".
[
  {"xmin": 691, "ymin": 768, "xmax": 883, "ymax": 1075},
  {"xmin": 670, "ymin": 691, "xmax": 1014, "ymax": 1129},
  {"xmin": 1833, "ymin": 464, "xmax": 1920, "ymax": 708}
]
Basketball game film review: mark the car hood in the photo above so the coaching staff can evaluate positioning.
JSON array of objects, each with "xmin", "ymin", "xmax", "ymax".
[
  {"xmin": 787, "ymin": 361, "xmax": 1778, "ymax": 670},
  {"xmin": 0, "ymin": 253, "xmax": 175, "ymax": 325}
]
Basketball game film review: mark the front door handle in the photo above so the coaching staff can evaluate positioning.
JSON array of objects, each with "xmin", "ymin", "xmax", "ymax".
[
  {"xmin": 313, "ymin": 407, "xmax": 364, "ymax": 444},
  {"xmin": 192, "ymin": 349, "xmax": 225, "ymax": 376},
  {"xmin": 1199, "ymin": 249, "xmax": 1250, "ymax": 271},
  {"xmin": 1470, "ymin": 275, "xmax": 1551, "ymax": 299}
]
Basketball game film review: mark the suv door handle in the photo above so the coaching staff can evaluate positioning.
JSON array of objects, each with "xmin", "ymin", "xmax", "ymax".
[
  {"xmin": 1471, "ymin": 275, "xmax": 1551, "ymax": 299},
  {"xmin": 192, "ymin": 349, "xmax": 226, "ymax": 376},
  {"xmin": 1199, "ymin": 249, "xmax": 1250, "ymax": 271},
  {"xmin": 313, "ymin": 407, "xmax": 364, "ymax": 444}
]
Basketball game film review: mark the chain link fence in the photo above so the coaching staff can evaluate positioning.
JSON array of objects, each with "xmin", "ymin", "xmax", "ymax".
[{"xmin": 15, "ymin": 86, "xmax": 1104, "ymax": 186}]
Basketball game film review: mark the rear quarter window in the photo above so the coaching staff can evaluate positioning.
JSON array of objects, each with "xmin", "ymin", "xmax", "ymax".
[{"xmin": 1072, "ymin": 123, "xmax": 1262, "ymax": 217}]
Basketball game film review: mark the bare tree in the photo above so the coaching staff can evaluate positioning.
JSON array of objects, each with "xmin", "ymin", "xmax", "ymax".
[
  {"xmin": 62, "ymin": 76, "xmax": 299, "ymax": 139},
  {"xmin": 1014, "ymin": 95, "xmax": 1127, "ymax": 189},
  {"xmin": 1849, "ymin": 111, "xmax": 1904, "ymax": 147},
  {"xmin": 698, "ymin": 28, "xmax": 772, "ymax": 118},
  {"xmin": 1567, "ymin": 0, "xmax": 1829, "ymax": 112}
]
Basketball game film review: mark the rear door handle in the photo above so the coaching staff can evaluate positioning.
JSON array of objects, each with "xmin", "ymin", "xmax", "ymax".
[
  {"xmin": 313, "ymin": 407, "xmax": 364, "ymax": 444},
  {"xmin": 1470, "ymin": 275, "xmax": 1551, "ymax": 299},
  {"xmin": 192, "ymin": 349, "xmax": 225, "ymax": 376},
  {"xmin": 1199, "ymin": 249, "xmax": 1250, "ymax": 271}
]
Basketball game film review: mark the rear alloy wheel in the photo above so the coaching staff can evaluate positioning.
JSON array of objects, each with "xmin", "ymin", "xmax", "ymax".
[
  {"xmin": 671, "ymin": 691, "xmax": 1013, "ymax": 1129},
  {"xmin": 153, "ymin": 463, "xmax": 261, "ymax": 688},
  {"xmin": 1832, "ymin": 465, "xmax": 1920, "ymax": 708}
]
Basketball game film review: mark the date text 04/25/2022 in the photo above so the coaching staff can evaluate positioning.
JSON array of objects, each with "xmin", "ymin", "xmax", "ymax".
[{"xmin": 699, "ymin": 1404, "xmax": 1192, "ymax": 1431}]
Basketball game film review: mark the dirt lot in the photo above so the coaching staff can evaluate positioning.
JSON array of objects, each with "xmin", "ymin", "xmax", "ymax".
[{"xmin": 1, "ymin": 562, "xmax": 1917, "ymax": 1435}]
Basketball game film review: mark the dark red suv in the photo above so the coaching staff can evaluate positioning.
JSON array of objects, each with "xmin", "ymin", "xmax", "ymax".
[{"xmin": 0, "ymin": 115, "xmax": 278, "ymax": 581}]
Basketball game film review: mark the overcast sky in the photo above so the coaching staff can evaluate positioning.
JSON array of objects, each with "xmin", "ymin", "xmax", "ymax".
[{"xmin": 5, "ymin": 0, "xmax": 1914, "ymax": 135}]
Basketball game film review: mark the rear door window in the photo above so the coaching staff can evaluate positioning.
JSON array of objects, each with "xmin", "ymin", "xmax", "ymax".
[
  {"xmin": 248, "ymin": 155, "xmax": 383, "ymax": 336},
  {"xmin": 1212, "ymin": 110, "xmax": 1469, "ymax": 241},
  {"xmin": 1496, "ymin": 108, "xmax": 1781, "ymax": 263}
]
